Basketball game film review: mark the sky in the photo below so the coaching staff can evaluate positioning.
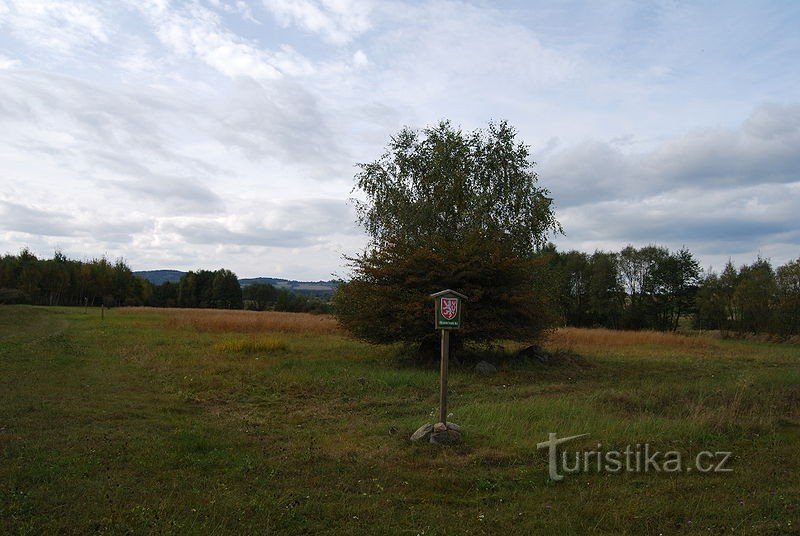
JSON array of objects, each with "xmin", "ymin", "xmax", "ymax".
[{"xmin": 0, "ymin": 0, "xmax": 798, "ymax": 280}]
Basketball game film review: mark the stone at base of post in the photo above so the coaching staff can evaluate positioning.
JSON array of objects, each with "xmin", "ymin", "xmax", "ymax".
[{"xmin": 410, "ymin": 422, "xmax": 462, "ymax": 444}]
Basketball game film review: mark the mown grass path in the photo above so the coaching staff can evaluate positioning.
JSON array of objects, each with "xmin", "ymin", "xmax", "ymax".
[{"xmin": 0, "ymin": 306, "xmax": 798, "ymax": 534}]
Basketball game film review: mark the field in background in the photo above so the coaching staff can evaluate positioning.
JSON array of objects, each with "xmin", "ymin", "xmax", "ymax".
[
  {"xmin": 142, "ymin": 307, "xmax": 341, "ymax": 335},
  {"xmin": 1, "ymin": 306, "xmax": 798, "ymax": 534},
  {"xmin": 547, "ymin": 326, "xmax": 714, "ymax": 350}
]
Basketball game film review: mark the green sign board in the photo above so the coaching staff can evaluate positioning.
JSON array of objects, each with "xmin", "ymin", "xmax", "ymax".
[{"xmin": 431, "ymin": 289, "xmax": 467, "ymax": 330}]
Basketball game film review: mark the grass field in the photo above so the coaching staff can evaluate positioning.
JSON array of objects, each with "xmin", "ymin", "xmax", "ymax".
[{"xmin": 1, "ymin": 306, "xmax": 798, "ymax": 534}]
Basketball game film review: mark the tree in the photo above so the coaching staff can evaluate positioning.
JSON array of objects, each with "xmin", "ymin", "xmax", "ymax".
[
  {"xmin": 17, "ymin": 248, "xmax": 41, "ymax": 299},
  {"xmin": 586, "ymin": 251, "xmax": 624, "ymax": 329},
  {"xmin": 695, "ymin": 271, "xmax": 727, "ymax": 331},
  {"xmin": 353, "ymin": 120, "xmax": 560, "ymax": 257},
  {"xmin": 734, "ymin": 258, "xmax": 776, "ymax": 333},
  {"xmin": 274, "ymin": 289, "xmax": 308, "ymax": 312},
  {"xmin": 651, "ymin": 247, "xmax": 701, "ymax": 331},
  {"xmin": 546, "ymin": 249, "xmax": 591, "ymax": 327},
  {"xmin": 178, "ymin": 269, "xmax": 242, "ymax": 309},
  {"xmin": 775, "ymin": 258, "xmax": 800, "ymax": 335},
  {"xmin": 718, "ymin": 261, "xmax": 740, "ymax": 332},
  {"xmin": 243, "ymin": 283, "xmax": 278, "ymax": 311},
  {"xmin": 211, "ymin": 269, "xmax": 243, "ymax": 309},
  {"xmin": 334, "ymin": 120, "xmax": 561, "ymax": 350},
  {"xmin": 149, "ymin": 281, "xmax": 178, "ymax": 307},
  {"xmin": 112, "ymin": 258, "xmax": 137, "ymax": 306},
  {"xmin": 618, "ymin": 245, "xmax": 669, "ymax": 329}
]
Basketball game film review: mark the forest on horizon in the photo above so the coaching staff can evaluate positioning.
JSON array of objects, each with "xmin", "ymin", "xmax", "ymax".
[{"xmin": 1, "ymin": 246, "xmax": 798, "ymax": 338}]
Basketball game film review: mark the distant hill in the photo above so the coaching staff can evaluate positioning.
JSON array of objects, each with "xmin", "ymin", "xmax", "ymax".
[
  {"xmin": 238, "ymin": 277, "xmax": 339, "ymax": 297},
  {"xmin": 134, "ymin": 270, "xmax": 185, "ymax": 285},
  {"xmin": 134, "ymin": 271, "xmax": 339, "ymax": 297}
]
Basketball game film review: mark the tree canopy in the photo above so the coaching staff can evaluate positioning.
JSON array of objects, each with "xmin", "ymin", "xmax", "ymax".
[
  {"xmin": 335, "ymin": 120, "xmax": 562, "ymax": 349},
  {"xmin": 353, "ymin": 120, "xmax": 560, "ymax": 257}
]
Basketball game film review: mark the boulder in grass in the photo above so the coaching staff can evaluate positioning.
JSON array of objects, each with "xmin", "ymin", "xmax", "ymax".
[
  {"xmin": 517, "ymin": 345, "xmax": 551, "ymax": 364},
  {"xmin": 430, "ymin": 428, "xmax": 461, "ymax": 445},
  {"xmin": 410, "ymin": 423, "xmax": 433, "ymax": 441},
  {"xmin": 411, "ymin": 421, "xmax": 463, "ymax": 443},
  {"xmin": 475, "ymin": 360, "xmax": 497, "ymax": 374},
  {"xmin": 445, "ymin": 421, "xmax": 462, "ymax": 432}
]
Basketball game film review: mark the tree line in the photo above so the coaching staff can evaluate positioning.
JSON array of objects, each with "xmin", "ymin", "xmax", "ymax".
[
  {"xmin": 0, "ymin": 249, "xmax": 330, "ymax": 313},
  {"xmin": 0, "ymin": 249, "xmax": 145, "ymax": 307},
  {"xmin": 542, "ymin": 245, "xmax": 800, "ymax": 336},
  {"xmin": 2, "ymin": 246, "xmax": 797, "ymax": 336}
]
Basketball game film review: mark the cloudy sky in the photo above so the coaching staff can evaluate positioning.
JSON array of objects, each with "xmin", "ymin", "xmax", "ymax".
[{"xmin": 1, "ymin": 0, "xmax": 798, "ymax": 280}]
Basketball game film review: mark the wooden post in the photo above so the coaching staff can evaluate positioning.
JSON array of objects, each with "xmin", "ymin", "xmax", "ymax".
[
  {"xmin": 439, "ymin": 329, "xmax": 449, "ymax": 424},
  {"xmin": 411, "ymin": 289, "xmax": 467, "ymax": 443}
]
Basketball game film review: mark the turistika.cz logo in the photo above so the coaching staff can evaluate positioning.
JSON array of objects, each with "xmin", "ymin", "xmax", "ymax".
[{"xmin": 536, "ymin": 433, "xmax": 733, "ymax": 481}]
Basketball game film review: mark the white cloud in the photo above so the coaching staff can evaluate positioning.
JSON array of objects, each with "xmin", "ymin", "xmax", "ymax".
[
  {"xmin": 545, "ymin": 104, "xmax": 800, "ymax": 268},
  {"xmin": 161, "ymin": 198, "xmax": 356, "ymax": 247},
  {"xmin": 0, "ymin": 54, "xmax": 20, "ymax": 69},
  {"xmin": 333, "ymin": 0, "xmax": 576, "ymax": 131},
  {"xmin": 0, "ymin": 1, "xmax": 798, "ymax": 278},
  {"xmin": 352, "ymin": 49, "xmax": 368, "ymax": 68},
  {"xmin": 0, "ymin": 64, "xmax": 361, "ymax": 276},
  {"xmin": 215, "ymin": 77, "xmax": 343, "ymax": 165},
  {"xmin": 136, "ymin": 1, "xmax": 313, "ymax": 80},
  {"xmin": 208, "ymin": 0, "xmax": 260, "ymax": 23},
  {"xmin": 0, "ymin": 0, "xmax": 110, "ymax": 52},
  {"xmin": 0, "ymin": 198, "xmax": 149, "ymax": 244},
  {"xmin": 116, "ymin": 43, "xmax": 164, "ymax": 74},
  {"xmin": 262, "ymin": 0, "xmax": 372, "ymax": 44},
  {"xmin": 557, "ymin": 181, "xmax": 800, "ymax": 271},
  {"xmin": 542, "ymin": 103, "xmax": 800, "ymax": 207}
]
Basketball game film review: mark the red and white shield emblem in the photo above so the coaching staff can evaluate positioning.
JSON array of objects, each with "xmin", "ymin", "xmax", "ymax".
[{"xmin": 441, "ymin": 297, "xmax": 458, "ymax": 320}]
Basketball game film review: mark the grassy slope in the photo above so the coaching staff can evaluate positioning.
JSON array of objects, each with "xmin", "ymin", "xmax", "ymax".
[{"xmin": 0, "ymin": 306, "xmax": 797, "ymax": 535}]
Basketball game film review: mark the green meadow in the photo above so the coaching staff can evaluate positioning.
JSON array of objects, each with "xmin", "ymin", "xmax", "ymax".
[{"xmin": 1, "ymin": 305, "xmax": 798, "ymax": 534}]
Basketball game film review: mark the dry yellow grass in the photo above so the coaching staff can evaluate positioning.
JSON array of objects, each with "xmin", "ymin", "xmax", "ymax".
[
  {"xmin": 547, "ymin": 326, "xmax": 714, "ymax": 350},
  {"xmin": 213, "ymin": 336, "xmax": 288, "ymax": 353},
  {"xmin": 121, "ymin": 307, "xmax": 341, "ymax": 335}
]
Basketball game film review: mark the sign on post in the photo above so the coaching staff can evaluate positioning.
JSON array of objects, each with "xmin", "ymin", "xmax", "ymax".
[
  {"xmin": 433, "ymin": 289, "xmax": 466, "ymax": 443},
  {"xmin": 432, "ymin": 289, "xmax": 465, "ymax": 330}
]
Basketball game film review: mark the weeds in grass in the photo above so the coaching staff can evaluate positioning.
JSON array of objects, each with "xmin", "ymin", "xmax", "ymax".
[
  {"xmin": 127, "ymin": 308, "xmax": 341, "ymax": 334},
  {"xmin": 213, "ymin": 336, "xmax": 288, "ymax": 354},
  {"xmin": 596, "ymin": 378, "xmax": 800, "ymax": 434}
]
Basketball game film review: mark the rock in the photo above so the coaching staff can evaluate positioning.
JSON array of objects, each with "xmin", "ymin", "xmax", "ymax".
[
  {"xmin": 517, "ymin": 345, "xmax": 550, "ymax": 363},
  {"xmin": 410, "ymin": 423, "xmax": 433, "ymax": 441},
  {"xmin": 475, "ymin": 360, "xmax": 497, "ymax": 374},
  {"xmin": 411, "ymin": 422, "xmax": 463, "ymax": 443},
  {"xmin": 446, "ymin": 421, "xmax": 462, "ymax": 432},
  {"xmin": 430, "ymin": 428, "xmax": 462, "ymax": 445}
]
